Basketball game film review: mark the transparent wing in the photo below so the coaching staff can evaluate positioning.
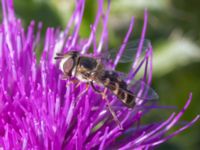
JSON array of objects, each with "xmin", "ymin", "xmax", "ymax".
[
  {"xmin": 127, "ymin": 79, "xmax": 159, "ymax": 101},
  {"xmin": 108, "ymin": 39, "xmax": 151, "ymax": 63}
]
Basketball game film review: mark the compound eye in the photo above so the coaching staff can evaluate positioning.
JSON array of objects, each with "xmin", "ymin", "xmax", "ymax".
[
  {"xmin": 63, "ymin": 58, "xmax": 74, "ymax": 75},
  {"xmin": 60, "ymin": 57, "xmax": 74, "ymax": 75}
]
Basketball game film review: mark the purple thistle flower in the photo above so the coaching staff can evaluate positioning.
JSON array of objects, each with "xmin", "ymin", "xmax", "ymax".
[{"xmin": 0, "ymin": 0, "xmax": 199, "ymax": 149}]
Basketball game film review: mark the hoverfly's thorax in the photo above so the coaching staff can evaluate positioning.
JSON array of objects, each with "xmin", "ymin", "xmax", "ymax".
[
  {"xmin": 78, "ymin": 57, "xmax": 98, "ymax": 72},
  {"xmin": 75, "ymin": 56, "xmax": 101, "ymax": 82}
]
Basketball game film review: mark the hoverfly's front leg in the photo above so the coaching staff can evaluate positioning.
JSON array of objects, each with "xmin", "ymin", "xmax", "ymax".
[
  {"xmin": 64, "ymin": 76, "xmax": 79, "ymax": 87},
  {"xmin": 65, "ymin": 78, "xmax": 82, "ymax": 99},
  {"xmin": 61, "ymin": 74, "xmax": 69, "ymax": 80}
]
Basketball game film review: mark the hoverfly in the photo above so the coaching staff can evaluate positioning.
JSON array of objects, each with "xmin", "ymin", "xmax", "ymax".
[{"xmin": 55, "ymin": 40, "xmax": 158, "ymax": 129}]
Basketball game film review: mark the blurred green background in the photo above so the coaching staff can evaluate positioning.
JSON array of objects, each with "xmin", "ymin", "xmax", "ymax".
[{"xmin": 4, "ymin": 0, "xmax": 200, "ymax": 149}]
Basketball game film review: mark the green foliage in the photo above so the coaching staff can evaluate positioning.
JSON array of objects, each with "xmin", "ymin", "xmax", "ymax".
[{"xmin": 14, "ymin": 0, "xmax": 62, "ymax": 35}]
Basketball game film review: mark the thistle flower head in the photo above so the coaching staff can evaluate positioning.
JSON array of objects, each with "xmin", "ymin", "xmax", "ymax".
[{"xmin": 0, "ymin": 0, "xmax": 199, "ymax": 149}]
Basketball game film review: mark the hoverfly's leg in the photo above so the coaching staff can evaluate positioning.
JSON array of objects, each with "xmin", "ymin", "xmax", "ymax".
[
  {"xmin": 66, "ymin": 79, "xmax": 81, "ymax": 95},
  {"xmin": 73, "ymin": 83, "xmax": 89, "ymax": 107},
  {"xmin": 65, "ymin": 77, "xmax": 79, "ymax": 87},
  {"xmin": 89, "ymin": 82, "xmax": 123, "ymax": 129},
  {"xmin": 101, "ymin": 88, "xmax": 123, "ymax": 130},
  {"xmin": 89, "ymin": 81, "xmax": 102, "ymax": 94},
  {"xmin": 61, "ymin": 74, "xmax": 69, "ymax": 80},
  {"xmin": 75, "ymin": 82, "xmax": 82, "ymax": 88}
]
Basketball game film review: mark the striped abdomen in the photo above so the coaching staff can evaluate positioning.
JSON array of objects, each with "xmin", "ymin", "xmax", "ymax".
[{"xmin": 100, "ymin": 71, "xmax": 136, "ymax": 108}]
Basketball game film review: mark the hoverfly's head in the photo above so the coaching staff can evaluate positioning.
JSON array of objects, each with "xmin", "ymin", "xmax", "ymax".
[{"xmin": 55, "ymin": 51, "xmax": 79, "ymax": 77}]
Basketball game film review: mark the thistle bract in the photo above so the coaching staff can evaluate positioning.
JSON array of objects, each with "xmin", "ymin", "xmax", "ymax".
[{"xmin": 0, "ymin": 0, "xmax": 199, "ymax": 149}]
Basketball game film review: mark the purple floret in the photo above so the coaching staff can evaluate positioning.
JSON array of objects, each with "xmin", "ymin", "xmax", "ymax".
[{"xmin": 0, "ymin": 0, "xmax": 199, "ymax": 149}]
